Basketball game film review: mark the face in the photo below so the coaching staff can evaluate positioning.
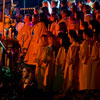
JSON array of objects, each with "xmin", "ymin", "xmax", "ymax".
[
  {"xmin": 50, "ymin": 15, "xmax": 54, "ymax": 22},
  {"xmin": 40, "ymin": 36, "xmax": 47, "ymax": 46},
  {"xmin": 87, "ymin": 0, "xmax": 91, "ymax": 3},
  {"xmin": 61, "ymin": 13, "xmax": 66, "ymax": 18},
  {"xmin": 48, "ymin": 36, "xmax": 53, "ymax": 46},
  {"xmin": 96, "ymin": 12, "xmax": 99, "ymax": 20},
  {"xmin": 51, "ymin": 1, "xmax": 55, "ymax": 8},
  {"xmin": 57, "ymin": 37, "xmax": 63, "ymax": 45},
  {"xmin": 32, "ymin": 16, "xmax": 35, "ymax": 22},
  {"xmin": 89, "ymin": 24, "xmax": 92, "ymax": 30},
  {"xmin": 60, "ymin": 3, "xmax": 63, "ymax": 8},
  {"xmin": 67, "ymin": 2, "xmax": 70, "ymax": 7},
  {"xmin": 22, "ymin": 68, "xmax": 29, "ymax": 79},
  {"xmin": 34, "ymin": 9, "xmax": 37, "ymax": 14},
  {"xmin": 32, "ymin": 16, "xmax": 39, "ymax": 23},
  {"xmin": 82, "ymin": 6, "xmax": 86, "ymax": 13},
  {"xmin": 5, "ymin": 17, "xmax": 10, "ymax": 24},
  {"xmin": 68, "ymin": 34, "xmax": 73, "ymax": 43},
  {"xmin": 74, "ymin": 13, "xmax": 77, "ymax": 19},
  {"xmin": 24, "ymin": 15, "xmax": 29, "ymax": 23},
  {"xmin": 83, "ymin": 32, "xmax": 86, "ymax": 39},
  {"xmin": 80, "ymin": 24, "xmax": 84, "ymax": 30},
  {"xmin": 42, "ymin": 2, "xmax": 48, "ymax": 7}
]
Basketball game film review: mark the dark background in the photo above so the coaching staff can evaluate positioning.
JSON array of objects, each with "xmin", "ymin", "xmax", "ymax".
[{"xmin": 0, "ymin": 0, "xmax": 44, "ymax": 11}]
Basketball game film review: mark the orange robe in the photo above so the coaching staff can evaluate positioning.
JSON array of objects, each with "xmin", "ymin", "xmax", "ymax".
[
  {"xmin": 24, "ymin": 22, "xmax": 47, "ymax": 65},
  {"xmin": 17, "ymin": 23, "xmax": 32, "ymax": 49},
  {"xmin": 68, "ymin": 19, "xmax": 79, "ymax": 31},
  {"xmin": 50, "ymin": 22, "xmax": 57, "ymax": 36}
]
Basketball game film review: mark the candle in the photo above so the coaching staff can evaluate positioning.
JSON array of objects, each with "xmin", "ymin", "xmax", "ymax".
[
  {"xmin": 12, "ymin": 32, "xmax": 14, "ymax": 39},
  {"xmin": 4, "ymin": 29, "xmax": 6, "ymax": 39},
  {"xmin": 7, "ymin": 58, "xmax": 9, "ymax": 67},
  {"xmin": 22, "ymin": 33, "xmax": 25, "ymax": 47},
  {"xmin": 9, "ymin": 28, "xmax": 12, "ymax": 39},
  {"xmin": 0, "ymin": 46, "xmax": 2, "ymax": 62},
  {"xmin": 5, "ymin": 54, "xmax": 7, "ymax": 66},
  {"xmin": 48, "ymin": 24, "xmax": 50, "ymax": 31}
]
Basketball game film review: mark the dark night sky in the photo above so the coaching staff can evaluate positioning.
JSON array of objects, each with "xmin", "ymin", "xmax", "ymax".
[
  {"xmin": 18, "ymin": 0, "xmax": 40, "ymax": 8},
  {"xmin": 0, "ymin": 0, "xmax": 44, "ymax": 11}
]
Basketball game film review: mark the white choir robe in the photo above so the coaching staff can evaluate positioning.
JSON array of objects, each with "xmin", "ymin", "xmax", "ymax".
[
  {"xmin": 43, "ymin": 46, "xmax": 55, "ymax": 91},
  {"xmin": 53, "ymin": 46, "xmax": 66, "ymax": 92},
  {"xmin": 64, "ymin": 42, "xmax": 80, "ymax": 90},
  {"xmin": 89, "ymin": 41, "xmax": 100, "ymax": 89},
  {"xmin": 17, "ymin": 23, "xmax": 32, "ymax": 49},
  {"xmin": 79, "ymin": 40, "xmax": 93, "ymax": 90},
  {"xmin": 35, "ymin": 46, "xmax": 47, "ymax": 89}
]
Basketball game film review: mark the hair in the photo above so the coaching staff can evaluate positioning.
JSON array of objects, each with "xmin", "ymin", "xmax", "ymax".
[
  {"xmin": 78, "ymin": 30, "xmax": 84, "ymax": 43},
  {"xmin": 22, "ymin": 66, "xmax": 35, "ymax": 83},
  {"xmin": 75, "ymin": 11, "xmax": 84, "ymax": 21},
  {"xmin": 59, "ymin": 22, "xmax": 67, "ymax": 33},
  {"xmin": 69, "ymin": 30, "xmax": 80, "ymax": 43},
  {"xmin": 0, "ymin": 14, "xmax": 2, "ymax": 22},
  {"xmin": 16, "ymin": 14, "xmax": 23, "ymax": 23},
  {"xmin": 41, "ymin": 7, "xmax": 50, "ymax": 15},
  {"xmin": 34, "ymin": 6, "xmax": 40, "ymax": 13},
  {"xmin": 39, "ymin": 12, "xmax": 49, "ymax": 28},
  {"xmin": 47, "ymin": 32, "xmax": 55, "ymax": 38},
  {"xmin": 60, "ymin": 9, "xmax": 71, "ymax": 17},
  {"xmin": 42, "ymin": 0, "xmax": 48, "ymax": 6},
  {"xmin": 57, "ymin": 32, "xmax": 66, "ymax": 47},
  {"xmin": 25, "ymin": 14, "xmax": 32, "ymax": 21},
  {"xmin": 89, "ymin": 19, "xmax": 100, "ymax": 33},
  {"xmin": 41, "ymin": 34, "xmax": 48, "ymax": 40},
  {"xmin": 82, "ymin": 21, "xmax": 88, "ymax": 30},
  {"xmin": 45, "ymin": 31, "xmax": 52, "ymax": 36},
  {"xmin": 61, "ymin": 9, "xmax": 67, "ymax": 15},
  {"xmin": 51, "ymin": 13, "xmax": 58, "ymax": 22},
  {"xmin": 72, "ymin": 5, "xmax": 79, "ymax": 13},
  {"xmin": 39, "ymin": 12, "xmax": 47, "ymax": 21},
  {"xmin": 47, "ymin": 33, "xmax": 58, "ymax": 46},
  {"xmin": 33, "ymin": 14, "xmax": 39, "ymax": 19},
  {"xmin": 52, "ymin": 7, "xmax": 59, "ymax": 14},
  {"xmin": 61, "ymin": 0, "xmax": 67, "ymax": 6},
  {"xmin": 84, "ymin": 28, "xmax": 93, "ymax": 38},
  {"xmin": 85, "ymin": 5, "xmax": 91, "ymax": 14},
  {"xmin": 57, "ymin": 31, "xmax": 70, "ymax": 51},
  {"xmin": 94, "ymin": 2, "xmax": 100, "ymax": 10},
  {"xmin": 51, "ymin": 0, "xmax": 58, "ymax": 7}
]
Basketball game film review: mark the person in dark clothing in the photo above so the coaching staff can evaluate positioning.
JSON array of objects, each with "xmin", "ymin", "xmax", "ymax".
[{"xmin": 17, "ymin": 66, "xmax": 38, "ymax": 100}]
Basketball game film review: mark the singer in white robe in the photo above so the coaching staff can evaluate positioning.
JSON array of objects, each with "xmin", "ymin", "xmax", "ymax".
[
  {"xmin": 64, "ymin": 30, "xmax": 80, "ymax": 91},
  {"xmin": 64, "ymin": 41, "xmax": 80, "ymax": 90},
  {"xmin": 89, "ymin": 41, "xmax": 100, "ymax": 89},
  {"xmin": 79, "ymin": 39, "xmax": 93, "ymax": 90},
  {"xmin": 35, "ymin": 35, "xmax": 48, "ymax": 89}
]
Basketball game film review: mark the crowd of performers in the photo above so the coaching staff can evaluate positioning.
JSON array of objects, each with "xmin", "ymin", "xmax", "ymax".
[{"xmin": 0, "ymin": 0, "xmax": 100, "ymax": 97}]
